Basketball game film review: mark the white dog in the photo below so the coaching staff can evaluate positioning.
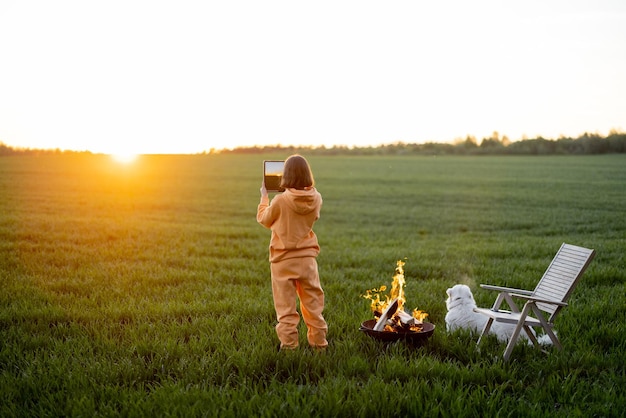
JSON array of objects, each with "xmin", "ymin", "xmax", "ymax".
[{"xmin": 445, "ymin": 284, "xmax": 547, "ymax": 344}]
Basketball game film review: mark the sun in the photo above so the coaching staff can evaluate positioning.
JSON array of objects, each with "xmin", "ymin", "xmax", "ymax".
[{"xmin": 110, "ymin": 152, "xmax": 139, "ymax": 164}]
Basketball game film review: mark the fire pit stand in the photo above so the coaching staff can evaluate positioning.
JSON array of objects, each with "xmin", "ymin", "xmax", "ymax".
[{"xmin": 359, "ymin": 319, "xmax": 435, "ymax": 346}]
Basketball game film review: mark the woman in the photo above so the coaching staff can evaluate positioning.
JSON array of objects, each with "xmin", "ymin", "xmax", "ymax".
[{"xmin": 256, "ymin": 154, "xmax": 328, "ymax": 350}]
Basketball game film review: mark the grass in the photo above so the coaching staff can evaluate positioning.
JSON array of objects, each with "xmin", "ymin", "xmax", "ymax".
[{"xmin": 1, "ymin": 153, "xmax": 624, "ymax": 417}]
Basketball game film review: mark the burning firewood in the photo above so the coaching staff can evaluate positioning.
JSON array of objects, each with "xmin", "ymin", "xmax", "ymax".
[
  {"xmin": 373, "ymin": 298, "xmax": 398, "ymax": 331},
  {"xmin": 362, "ymin": 260, "xmax": 429, "ymax": 333},
  {"xmin": 396, "ymin": 310, "xmax": 415, "ymax": 326}
]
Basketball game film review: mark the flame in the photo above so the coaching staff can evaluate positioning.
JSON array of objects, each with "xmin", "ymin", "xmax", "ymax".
[
  {"xmin": 362, "ymin": 285, "xmax": 387, "ymax": 316},
  {"xmin": 390, "ymin": 260, "xmax": 406, "ymax": 311},
  {"xmin": 362, "ymin": 260, "xmax": 407, "ymax": 316},
  {"xmin": 362, "ymin": 260, "xmax": 429, "ymax": 332},
  {"xmin": 412, "ymin": 309, "xmax": 429, "ymax": 323}
]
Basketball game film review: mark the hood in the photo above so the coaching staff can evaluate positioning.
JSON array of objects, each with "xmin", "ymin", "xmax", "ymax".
[{"xmin": 283, "ymin": 187, "xmax": 322, "ymax": 215}]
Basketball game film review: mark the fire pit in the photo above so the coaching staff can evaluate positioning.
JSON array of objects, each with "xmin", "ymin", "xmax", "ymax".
[
  {"xmin": 359, "ymin": 319, "xmax": 435, "ymax": 344},
  {"xmin": 360, "ymin": 260, "xmax": 435, "ymax": 345}
]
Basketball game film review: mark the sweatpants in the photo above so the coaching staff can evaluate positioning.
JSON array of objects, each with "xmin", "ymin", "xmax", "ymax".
[{"xmin": 270, "ymin": 256, "xmax": 328, "ymax": 349}]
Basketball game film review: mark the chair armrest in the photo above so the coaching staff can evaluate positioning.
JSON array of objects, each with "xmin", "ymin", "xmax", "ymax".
[
  {"xmin": 510, "ymin": 293, "xmax": 568, "ymax": 307},
  {"xmin": 480, "ymin": 284, "xmax": 533, "ymax": 295}
]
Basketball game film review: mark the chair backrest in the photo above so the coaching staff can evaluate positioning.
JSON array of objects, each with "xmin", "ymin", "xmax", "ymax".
[{"xmin": 532, "ymin": 243, "xmax": 595, "ymax": 321}]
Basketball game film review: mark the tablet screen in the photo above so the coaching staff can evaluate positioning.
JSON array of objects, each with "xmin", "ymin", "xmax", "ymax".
[{"xmin": 264, "ymin": 160, "xmax": 285, "ymax": 192}]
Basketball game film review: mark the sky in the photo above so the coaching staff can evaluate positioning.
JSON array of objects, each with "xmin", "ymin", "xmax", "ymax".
[{"xmin": 0, "ymin": 1, "xmax": 625, "ymax": 154}]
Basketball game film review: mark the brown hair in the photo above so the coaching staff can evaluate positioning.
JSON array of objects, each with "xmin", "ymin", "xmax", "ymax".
[{"xmin": 280, "ymin": 154, "xmax": 315, "ymax": 190}]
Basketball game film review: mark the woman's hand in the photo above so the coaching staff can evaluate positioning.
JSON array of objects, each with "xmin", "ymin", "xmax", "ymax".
[{"xmin": 260, "ymin": 181, "xmax": 268, "ymax": 198}]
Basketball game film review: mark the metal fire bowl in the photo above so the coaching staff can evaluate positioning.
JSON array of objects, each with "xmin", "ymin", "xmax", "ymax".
[{"xmin": 359, "ymin": 319, "xmax": 435, "ymax": 345}]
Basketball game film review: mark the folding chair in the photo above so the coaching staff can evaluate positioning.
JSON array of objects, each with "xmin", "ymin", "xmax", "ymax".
[{"xmin": 474, "ymin": 243, "xmax": 595, "ymax": 361}]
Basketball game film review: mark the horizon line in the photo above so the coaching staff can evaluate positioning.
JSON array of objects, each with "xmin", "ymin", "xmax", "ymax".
[{"xmin": 1, "ymin": 129, "xmax": 624, "ymax": 155}]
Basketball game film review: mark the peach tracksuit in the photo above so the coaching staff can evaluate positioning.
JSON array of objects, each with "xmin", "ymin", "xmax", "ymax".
[{"xmin": 257, "ymin": 187, "xmax": 328, "ymax": 349}]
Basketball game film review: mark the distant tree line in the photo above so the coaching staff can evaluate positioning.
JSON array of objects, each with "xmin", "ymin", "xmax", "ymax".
[
  {"xmin": 0, "ymin": 143, "xmax": 92, "ymax": 156},
  {"xmin": 2, "ymin": 131, "xmax": 625, "ymax": 156},
  {"xmin": 221, "ymin": 131, "xmax": 626, "ymax": 156}
]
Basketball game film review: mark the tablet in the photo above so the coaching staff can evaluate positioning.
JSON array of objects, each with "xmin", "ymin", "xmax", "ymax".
[{"xmin": 263, "ymin": 160, "xmax": 285, "ymax": 192}]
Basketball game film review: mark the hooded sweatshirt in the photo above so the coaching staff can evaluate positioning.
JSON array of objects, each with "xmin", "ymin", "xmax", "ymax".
[{"xmin": 257, "ymin": 187, "xmax": 322, "ymax": 263}]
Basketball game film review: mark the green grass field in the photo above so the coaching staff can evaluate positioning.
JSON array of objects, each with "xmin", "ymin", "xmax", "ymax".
[{"xmin": 1, "ymin": 153, "xmax": 624, "ymax": 417}]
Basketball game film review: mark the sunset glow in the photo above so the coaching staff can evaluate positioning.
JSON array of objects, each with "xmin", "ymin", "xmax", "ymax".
[
  {"xmin": 110, "ymin": 153, "xmax": 139, "ymax": 164},
  {"xmin": 0, "ymin": 1, "xmax": 624, "ymax": 154}
]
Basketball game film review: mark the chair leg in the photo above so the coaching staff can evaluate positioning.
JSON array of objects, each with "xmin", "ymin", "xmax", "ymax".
[
  {"xmin": 503, "ymin": 304, "xmax": 533, "ymax": 361},
  {"xmin": 477, "ymin": 318, "xmax": 494, "ymax": 346},
  {"xmin": 530, "ymin": 304, "xmax": 562, "ymax": 350},
  {"xmin": 503, "ymin": 328, "xmax": 520, "ymax": 361},
  {"xmin": 544, "ymin": 327, "xmax": 562, "ymax": 350},
  {"xmin": 524, "ymin": 325, "xmax": 540, "ymax": 348}
]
